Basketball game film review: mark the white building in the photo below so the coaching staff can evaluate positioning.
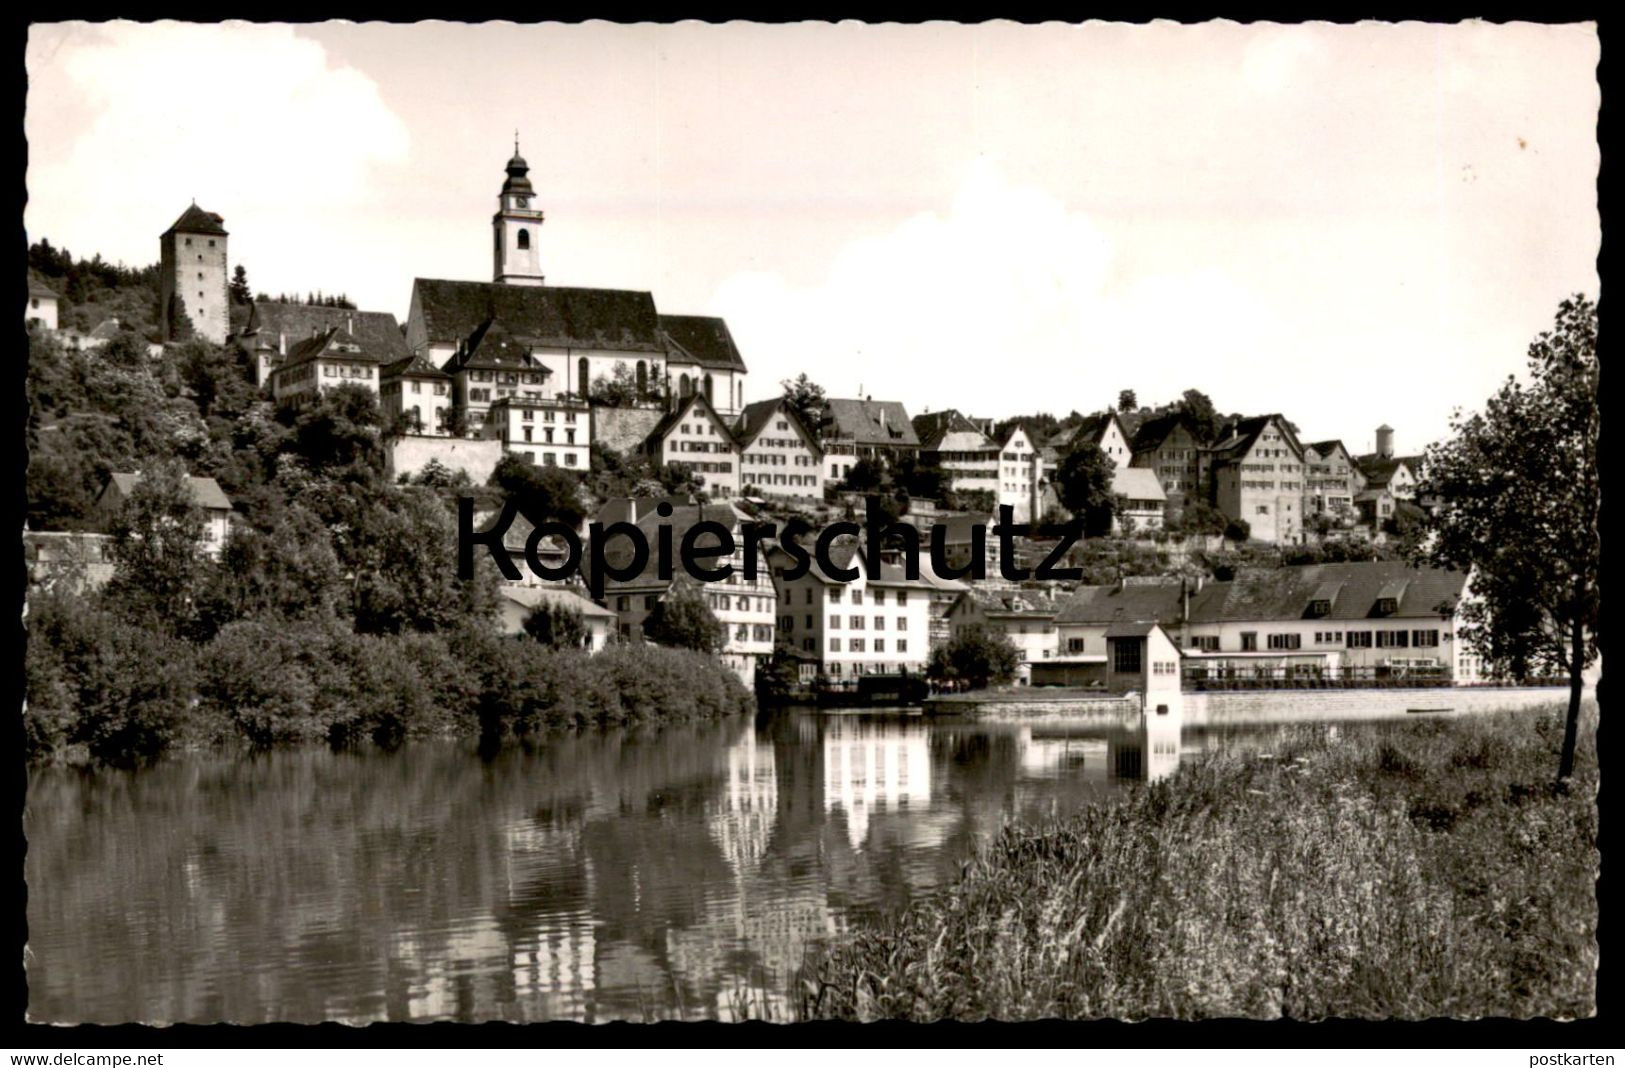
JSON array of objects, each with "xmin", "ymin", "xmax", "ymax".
[
  {"xmin": 489, "ymin": 394, "xmax": 591, "ymax": 472},
  {"xmin": 27, "ymin": 275, "xmax": 58, "ymax": 332},
  {"xmin": 645, "ymin": 392, "xmax": 741, "ymax": 499},
  {"xmin": 733, "ymin": 398, "xmax": 824, "ymax": 501},
  {"xmin": 770, "ymin": 540, "xmax": 934, "ymax": 681},
  {"xmin": 496, "ymin": 585, "xmax": 616, "ymax": 651},
  {"xmin": 270, "ymin": 326, "xmax": 383, "ymax": 409},
  {"xmin": 94, "ymin": 471, "xmax": 233, "ymax": 560}
]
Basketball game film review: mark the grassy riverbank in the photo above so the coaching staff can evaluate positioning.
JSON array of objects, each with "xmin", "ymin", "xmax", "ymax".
[{"xmin": 804, "ymin": 706, "xmax": 1598, "ymax": 1021}]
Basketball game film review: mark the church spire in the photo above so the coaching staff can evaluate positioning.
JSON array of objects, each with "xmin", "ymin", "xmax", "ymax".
[{"xmin": 493, "ymin": 142, "xmax": 544, "ymax": 286}]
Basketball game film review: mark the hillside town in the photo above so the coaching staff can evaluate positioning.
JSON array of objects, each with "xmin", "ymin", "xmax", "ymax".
[{"xmin": 23, "ymin": 147, "xmax": 1498, "ymax": 695}]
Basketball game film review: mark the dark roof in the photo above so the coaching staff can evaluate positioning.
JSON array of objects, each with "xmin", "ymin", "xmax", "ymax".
[
  {"xmin": 734, "ymin": 398, "xmax": 822, "ymax": 456},
  {"xmin": 242, "ymin": 303, "xmax": 409, "ymax": 362},
  {"xmin": 1209, "ymin": 414, "xmax": 1303, "ymax": 464},
  {"xmin": 105, "ymin": 472, "xmax": 232, "ymax": 511},
  {"xmin": 1104, "ymin": 620, "xmax": 1158, "ymax": 638},
  {"xmin": 1306, "ymin": 439, "xmax": 1350, "ymax": 460},
  {"xmin": 442, "ymin": 317, "xmax": 547, "ymax": 374},
  {"xmin": 912, "ymin": 409, "xmax": 993, "ymax": 451},
  {"xmin": 646, "ymin": 392, "xmax": 737, "ymax": 449},
  {"xmin": 280, "ymin": 327, "xmax": 385, "ymax": 371},
  {"xmin": 957, "ymin": 588, "xmax": 1057, "ymax": 617},
  {"xmin": 823, "ymin": 398, "xmax": 919, "ymax": 448},
  {"xmin": 381, "ymin": 353, "xmax": 451, "ymax": 380},
  {"xmin": 501, "ymin": 151, "xmax": 534, "ymax": 196},
  {"xmin": 1129, "ymin": 411, "xmax": 1202, "ymax": 453},
  {"xmin": 1056, "ymin": 412, "xmax": 1125, "ymax": 451},
  {"xmin": 28, "ymin": 273, "xmax": 57, "ymax": 299},
  {"xmin": 412, "ymin": 278, "xmax": 664, "ymax": 354},
  {"xmin": 660, "ymin": 315, "xmax": 747, "ymax": 372},
  {"xmin": 1353, "ymin": 454, "xmax": 1418, "ymax": 488},
  {"xmin": 1187, "ymin": 562, "xmax": 1467, "ymax": 623},
  {"xmin": 1056, "ymin": 582, "xmax": 1186, "ymax": 626},
  {"xmin": 163, "ymin": 204, "xmax": 228, "ymax": 236}
]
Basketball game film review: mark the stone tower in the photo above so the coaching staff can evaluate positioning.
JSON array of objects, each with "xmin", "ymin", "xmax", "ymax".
[
  {"xmin": 160, "ymin": 203, "xmax": 230, "ymax": 343},
  {"xmin": 1375, "ymin": 424, "xmax": 1395, "ymax": 459},
  {"xmin": 493, "ymin": 139, "xmax": 545, "ymax": 286}
]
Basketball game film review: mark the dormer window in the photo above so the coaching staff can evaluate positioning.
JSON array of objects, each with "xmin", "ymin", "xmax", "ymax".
[
  {"xmin": 1307, "ymin": 599, "xmax": 1331, "ymax": 617},
  {"xmin": 1374, "ymin": 598, "xmax": 1399, "ymax": 616}
]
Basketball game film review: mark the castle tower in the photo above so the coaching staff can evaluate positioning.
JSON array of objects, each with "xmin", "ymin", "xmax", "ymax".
[
  {"xmin": 493, "ymin": 139, "xmax": 545, "ymax": 286},
  {"xmin": 160, "ymin": 203, "xmax": 230, "ymax": 343},
  {"xmin": 1375, "ymin": 424, "xmax": 1395, "ymax": 459}
]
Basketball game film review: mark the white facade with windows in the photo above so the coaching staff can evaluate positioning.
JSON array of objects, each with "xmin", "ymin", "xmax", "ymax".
[{"xmin": 490, "ymin": 395, "xmax": 590, "ymax": 470}]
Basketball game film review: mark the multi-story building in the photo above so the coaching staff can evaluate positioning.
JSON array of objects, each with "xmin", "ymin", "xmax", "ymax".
[
  {"xmin": 1208, "ymin": 414, "xmax": 1306, "ymax": 544},
  {"xmin": 270, "ymin": 325, "xmax": 384, "ymax": 408},
  {"xmin": 495, "ymin": 586, "xmax": 617, "ymax": 649},
  {"xmin": 733, "ymin": 397, "xmax": 824, "ymax": 501},
  {"xmin": 1110, "ymin": 467, "xmax": 1168, "ymax": 532},
  {"xmin": 438, "ymin": 317, "xmax": 556, "ymax": 434},
  {"xmin": 1354, "ymin": 425, "xmax": 1421, "ymax": 503},
  {"xmin": 600, "ymin": 503, "xmax": 777, "ymax": 684},
  {"xmin": 912, "ymin": 410, "xmax": 1000, "ymax": 500},
  {"xmin": 1302, "ymin": 439, "xmax": 1359, "ymax": 521},
  {"xmin": 943, "ymin": 588, "xmax": 1060, "ymax": 684},
  {"xmin": 770, "ymin": 539, "xmax": 933, "ymax": 680},
  {"xmin": 380, "ymin": 353, "xmax": 454, "ymax": 436},
  {"xmin": 159, "ymin": 203, "xmax": 229, "ymax": 343},
  {"xmin": 1054, "ymin": 580, "xmax": 1189, "ymax": 662},
  {"xmin": 996, "ymin": 424, "xmax": 1041, "ymax": 522},
  {"xmin": 1129, "ymin": 412, "xmax": 1209, "ymax": 507},
  {"xmin": 1182, "ymin": 562, "xmax": 1481, "ymax": 684},
  {"xmin": 821, "ymin": 398, "xmax": 920, "ymax": 482},
  {"xmin": 1052, "ymin": 411, "xmax": 1134, "ymax": 469},
  {"xmin": 645, "ymin": 392, "xmax": 742, "ymax": 499},
  {"xmin": 488, "ymin": 393, "xmax": 591, "ymax": 471},
  {"xmin": 234, "ymin": 303, "xmax": 410, "ymax": 388}
]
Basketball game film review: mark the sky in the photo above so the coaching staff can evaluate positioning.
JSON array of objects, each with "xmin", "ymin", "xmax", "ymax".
[{"xmin": 25, "ymin": 20, "xmax": 1599, "ymax": 453}]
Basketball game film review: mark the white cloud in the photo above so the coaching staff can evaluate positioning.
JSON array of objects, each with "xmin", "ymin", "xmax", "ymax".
[{"xmin": 27, "ymin": 22, "xmax": 408, "ymax": 298}]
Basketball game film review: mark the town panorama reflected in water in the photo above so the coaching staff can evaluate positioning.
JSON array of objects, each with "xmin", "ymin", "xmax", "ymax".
[{"xmin": 28, "ymin": 707, "xmax": 1262, "ymax": 1024}]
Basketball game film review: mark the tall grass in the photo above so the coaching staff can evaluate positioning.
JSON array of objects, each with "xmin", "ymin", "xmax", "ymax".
[{"xmin": 803, "ymin": 707, "xmax": 1598, "ymax": 1021}]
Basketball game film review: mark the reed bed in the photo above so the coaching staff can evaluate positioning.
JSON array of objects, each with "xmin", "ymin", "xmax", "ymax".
[{"xmin": 803, "ymin": 705, "xmax": 1598, "ymax": 1021}]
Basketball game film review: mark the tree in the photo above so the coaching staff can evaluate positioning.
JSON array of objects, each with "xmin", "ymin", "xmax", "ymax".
[
  {"xmin": 927, "ymin": 624, "xmax": 1020, "ymax": 690},
  {"xmin": 780, "ymin": 373, "xmax": 826, "ymax": 437},
  {"xmin": 524, "ymin": 602, "xmax": 589, "ymax": 649},
  {"xmin": 1224, "ymin": 517, "xmax": 1251, "ymax": 543},
  {"xmin": 1117, "ymin": 389, "xmax": 1138, "ymax": 412},
  {"xmin": 1055, "ymin": 442, "xmax": 1116, "ymax": 537},
  {"xmin": 589, "ymin": 361, "xmax": 641, "ymax": 407},
  {"xmin": 642, "ymin": 577, "xmax": 726, "ymax": 654},
  {"xmin": 229, "ymin": 265, "xmax": 252, "ymax": 305},
  {"xmin": 1175, "ymin": 388, "xmax": 1222, "ymax": 442},
  {"xmin": 103, "ymin": 461, "xmax": 211, "ymax": 635},
  {"xmin": 841, "ymin": 457, "xmax": 887, "ymax": 493},
  {"xmin": 1416, "ymin": 294, "xmax": 1598, "ymax": 783},
  {"xmin": 282, "ymin": 383, "xmax": 384, "ymax": 478},
  {"xmin": 489, "ymin": 454, "xmax": 588, "ymax": 528}
]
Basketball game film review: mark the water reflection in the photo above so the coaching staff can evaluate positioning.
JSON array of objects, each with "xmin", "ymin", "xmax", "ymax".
[{"xmin": 26, "ymin": 706, "xmax": 1289, "ymax": 1024}]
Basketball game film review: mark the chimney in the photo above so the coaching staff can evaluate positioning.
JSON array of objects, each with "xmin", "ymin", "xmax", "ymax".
[
  {"xmin": 1376, "ymin": 424, "xmax": 1395, "ymax": 459},
  {"xmin": 278, "ymin": 330, "xmax": 286, "ymax": 355},
  {"xmin": 1181, "ymin": 578, "xmax": 1190, "ymax": 624}
]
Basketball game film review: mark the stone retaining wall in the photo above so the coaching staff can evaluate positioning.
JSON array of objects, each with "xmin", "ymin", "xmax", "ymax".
[{"xmin": 1182, "ymin": 685, "xmax": 1571, "ymax": 726}]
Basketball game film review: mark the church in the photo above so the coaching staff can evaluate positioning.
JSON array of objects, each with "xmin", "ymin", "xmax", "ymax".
[{"xmin": 403, "ymin": 144, "xmax": 749, "ymax": 433}]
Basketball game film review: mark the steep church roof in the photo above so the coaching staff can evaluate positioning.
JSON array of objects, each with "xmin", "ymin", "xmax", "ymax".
[
  {"xmin": 659, "ymin": 314, "xmax": 748, "ymax": 372},
  {"xmin": 412, "ymin": 278, "xmax": 666, "ymax": 355}
]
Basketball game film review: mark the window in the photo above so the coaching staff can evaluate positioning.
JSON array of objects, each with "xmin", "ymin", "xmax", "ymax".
[
  {"xmin": 897, "ymin": 640, "xmax": 908, "ymax": 653},
  {"xmin": 1307, "ymin": 599, "xmax": 1330, "ymax": 617},
  {"xmin": 616, "ymin": 596, "xmax": 629, "ymax": 611},
  {"xmin": 1191, "ymin": 635, "xmax": 1220, "ymax": 652},
  {"xmin": 828, "ymin": 588, "xmax": 842, "ymax": 603},
  {"xmin": 1068, "ymin": 637, "xmax": 1086, "ymax": 653},
  {"xmin": 896, "ymin": 617, "xmax": 907, "ymax": 631},
  {"xmin": 849, "ymin": 616, "xmax": 864, "ymax": 630},
  {"xmin": 1374, "ymin": 597, "xmax": 1398, "ymax": 616},
  {"xmin": 851, "ymin": 590, "xmax": 863, "ymax": 605},
  {"xmin": 517, "ymin": 228, "xmax": 530, "ymax": 250},
  {"xmin": 1268, "ymin": 633, "xmax": 1302, "ymax": 650},
  {"xmin": 1112, "ymin": 639, "xmax": 1142, "ymax": 674},
  {"xmin": 874, "ymin": 639, "xmax": 886, "ymax": 653},
  {"xmin": 1346, "ymin": 631, "xmax": 1373, "ymax": 649},
  {"xmin": 1413, "ymin": 629, "xmax": 1440, "ymax": 647},
  {"xmin": 1241, "ymin": 632, "xmax": 1258, "ymax": 651},
  {"xmin": 850, "ymin": 638, "xmax": 866, "ymax": 653},
  {"xmin": 873, "ymin": 616, "xmax": 884, "ymax": 630},
  {"xmin": 829, "ymin": 638, "xmax": 841, "ymax": 653},
  {"xmin": 872, "ymin": 590, "xmax": 885, "ymax": 605},
  {"xmin": 1376, "ymin": 630, "xmax": 1409, "ymax": 649},
  {"xmin": 829, "ymin": 615, "xmax": 840, "ymax": 629}
]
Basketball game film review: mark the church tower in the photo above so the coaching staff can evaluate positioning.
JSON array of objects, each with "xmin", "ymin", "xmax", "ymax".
[
  {"xmin": 493, "ymin": 139, "xmax": 545, "ymax": 286},
  {"xmin": 160, "ymin": 202, "xmax": 230, "ymax": 343}
]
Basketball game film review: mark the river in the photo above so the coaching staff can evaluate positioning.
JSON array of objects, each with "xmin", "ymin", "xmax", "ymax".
[{"xmin": 26, "ymin": 706, "xmax": 1312, "ymax": 1024}]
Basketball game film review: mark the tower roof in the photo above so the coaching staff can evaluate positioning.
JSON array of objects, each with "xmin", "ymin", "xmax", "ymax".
[
  {"xmin": 502, "ymin": 144, "xmax": 534, "ymax": 196},
  {"xmin": 163, "ymin": 203, "xmax": 228, "ymax": 237}
]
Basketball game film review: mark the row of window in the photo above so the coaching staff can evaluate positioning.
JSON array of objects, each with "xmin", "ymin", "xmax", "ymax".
[
  {"xmin": 467, "ymin": 370, "xmax": 546, "ymax": 385},
  {"xmin": 827, "ymin": 638, "xmax": 908, "ymax": 654},
  {"xmin": 323, "ymin": 363, "xmax": 374, "ymax": 379},
  {"xmin": 518, "ymin": 451, "xmax": 579, "ymax": 468},
  {"xmin": 746, "ymin": 474, "xmax": 818, "ymax": 488},
  {"xmin": 1221, "ymin": 628, "xmax": 1445, "ymax": 651},
  {"xmin": 743, "ymin": 452, "xmax": 815, "ymax": 466},
  {"xmin": 830, "ymin": 615, "xmax": 909, "ymax": 631},
  {"xmin": 827, "ymin": 588, "xmax": 905, "ymax": 605},
  {"xmin": 519, "ymin": 409, "xmax": 578, "ymax": 423},
  {"xmin": 518, "ymin": 427, "xmax": 577, "ymax": 445}
]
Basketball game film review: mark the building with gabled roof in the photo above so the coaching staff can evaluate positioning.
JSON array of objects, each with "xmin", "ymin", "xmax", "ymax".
[
  {"xmin": 94, "ymin": 471, "xmax": 234, "ymax": 559},
  {"xmin": 944, "ymin": 586, "xmax": 1061, "ymax": 684},
  {"xmin": 27, "ymin": 272, "xmax": 58, "ymax": 332},
  {"xmin": 821, "ymin": 398, "xmax": 920, "ymax": 482},
  {"xmin": 496, "ymin": 586, "xmax": 616, "ymax": 650},
  {"xmin": 1052, "ymin": 411, "xmax": 1133, "ymax": 469},
  {"xmin": 270, "ymin": 324, "xmax": 387, "ymax": 408},
  {"xmin": 380, "ymin": 353, "xmax": 453, "ymax": 436},
  {"xmin": 1208, "ymin": 414, "xmax": 1306, "ymax": 544},
  {"xmin": 1303, "ymin": 439, "xmax": 1359, "ymax": 521},
  {"xmin": 1055, "ymin": 580, "xmax": 1190, "ymax": 661},
  {"xmin": 913, "ymin": 409, "xmax": 999, "ymax": 501},
  {"xmin": 661, "ymin": 314, "xmax": 749, "ymax": 416},
  {"xmin": 1129, "ymin": 410, "xmax": 1208, "ymax": 506},
  {"xmin": 235, "ymin": 302, "xmax": 409, "ymax": 387},
  {"xmin": 733, "ymin": 397, "xmax": 824, "ymax": 501},
  {"xmin": 645, "ymin": 392, "xmax": 742, "ymax": 499}
]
